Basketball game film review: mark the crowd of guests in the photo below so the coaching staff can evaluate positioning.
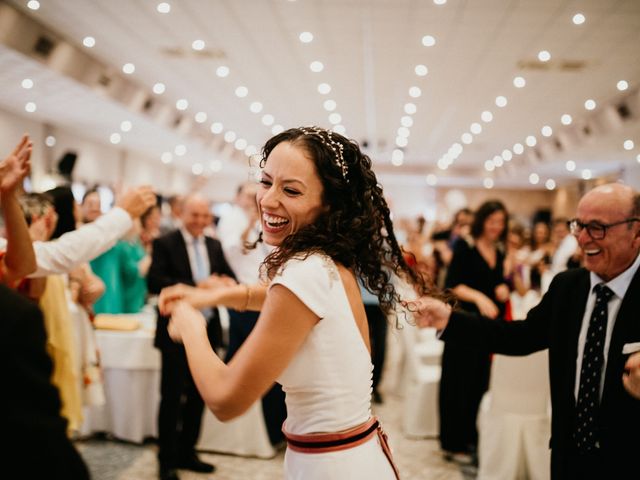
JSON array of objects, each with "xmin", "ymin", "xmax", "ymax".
[{"xmin": 3, "ymin": 129, "xmax": 640, "ymax": 480}]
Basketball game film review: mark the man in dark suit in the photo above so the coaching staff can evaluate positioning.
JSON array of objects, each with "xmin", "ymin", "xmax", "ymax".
[
  {"xmin": 415, "ymin": 183, "xmax": 640, "ymax": 479},
  {"xmin": 148, "ymin": 194, "xmax": 235, "ymax": 480}
]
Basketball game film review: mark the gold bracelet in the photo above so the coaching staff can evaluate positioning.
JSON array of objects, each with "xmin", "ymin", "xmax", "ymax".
[{"xmin": 239, "ymin": 284, "xmax": 251, "ymax": 312}]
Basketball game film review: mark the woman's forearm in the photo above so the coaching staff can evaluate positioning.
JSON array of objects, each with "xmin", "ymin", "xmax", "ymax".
[
  {"xmin": 1, "ymin": 191, "xmax": 36, "ymax": 281},
  {"xmin": 211, "ymin": 283, "xmax": 267, "ymax": 312}
]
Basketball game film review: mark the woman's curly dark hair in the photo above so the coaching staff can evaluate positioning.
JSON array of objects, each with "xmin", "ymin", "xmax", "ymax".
[{"xmin": 255, "ymin": 126, "xmax": 434, "ymax": 317}]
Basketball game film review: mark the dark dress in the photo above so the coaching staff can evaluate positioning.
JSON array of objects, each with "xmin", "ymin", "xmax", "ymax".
[{"xmin": 440, "ymin": 237, "xmax": 506, "ymax": 453}]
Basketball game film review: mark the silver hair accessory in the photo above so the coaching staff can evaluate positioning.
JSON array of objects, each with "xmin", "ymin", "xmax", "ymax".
[{"xmin": 299, "ymin": 126, "xmax": 348, "ymax": 181}]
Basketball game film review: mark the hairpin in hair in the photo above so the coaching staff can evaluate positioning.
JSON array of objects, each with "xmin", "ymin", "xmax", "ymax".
[{"xmin": 299, "ymin": 126, "xmax": 348, "ymax": 182}]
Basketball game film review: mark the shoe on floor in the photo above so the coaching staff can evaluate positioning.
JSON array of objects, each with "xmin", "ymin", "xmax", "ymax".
[
  {"xmin": 159, "ymin": 467, "xmax": 180, "ymax": 480},
  {"xmin": 176, "ymin": 454, "xmax": 216, "ymax": 473}
]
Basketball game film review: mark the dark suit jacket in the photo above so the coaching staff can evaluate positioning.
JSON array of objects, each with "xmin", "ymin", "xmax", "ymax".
[
  {"xmin": 147, "ymin": 230, "xmax": 235, "ymax": 350},
  {"xmin": 442, "ymin": 267, "xmax": 640, "ymax": 478},
  {"xmin": 2, "ymin": 284, "xmax": 89, "ymax": 478}
]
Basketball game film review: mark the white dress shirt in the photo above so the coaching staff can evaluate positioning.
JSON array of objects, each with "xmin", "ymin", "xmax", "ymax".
[
  {"xmin": 574, "ymin": 252, "xmax": 640, "ymax": 400},
  {"xmin": 180, "ymin": 228, "xmax": 211, "ymax": 282},
  {"xmin": 0, "ymin": 207, "xmax": 132, "ymax": 278}
]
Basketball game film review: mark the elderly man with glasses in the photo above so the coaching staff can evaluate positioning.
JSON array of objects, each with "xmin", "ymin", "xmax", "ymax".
[{"xmin": 414, "ymin": 182, "xmax": 640, "ymax": 480}]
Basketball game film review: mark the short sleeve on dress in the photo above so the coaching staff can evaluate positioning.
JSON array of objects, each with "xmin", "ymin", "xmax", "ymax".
[{"xmin": 270, "ymin": 253, "xmax": 333, "ymax": 319}]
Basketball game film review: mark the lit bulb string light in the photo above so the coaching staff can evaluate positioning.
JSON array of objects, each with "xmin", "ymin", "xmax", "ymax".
[{"xmin": 483, "ymin": 78, "xmax": 636, "ymax": 188}]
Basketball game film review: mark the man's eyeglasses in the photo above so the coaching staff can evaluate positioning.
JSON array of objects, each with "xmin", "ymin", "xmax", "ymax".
[{"xmin": 567, "ymin": 218, "xmax": 640, "ymax": 240}]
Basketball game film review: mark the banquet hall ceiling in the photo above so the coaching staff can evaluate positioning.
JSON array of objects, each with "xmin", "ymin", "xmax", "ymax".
[{"xmin": 0, "ymin": 0, "xmax": 639, "ymax": 190}]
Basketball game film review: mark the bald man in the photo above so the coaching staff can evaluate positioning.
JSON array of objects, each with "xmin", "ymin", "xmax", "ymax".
[
  {"xmin": 147, "ymin": 194, "xmax": 235, "ymax": 480},
  {"xmin": 415, "ymin": 183, "xmax": 640, "ymax": 480}
]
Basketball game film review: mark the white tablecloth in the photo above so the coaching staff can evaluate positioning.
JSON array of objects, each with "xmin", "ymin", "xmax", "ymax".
[{"xmin": 81, "ymin": 309, "xmax": 276, "ymax": 458}]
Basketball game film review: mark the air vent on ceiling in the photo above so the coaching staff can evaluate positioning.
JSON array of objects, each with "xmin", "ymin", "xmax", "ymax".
[
  {"xmin": 516, "ymin": 59, "xmax": 587, "ymax": 72},
  {"xmin": 617, "ymin": 103, "xmax": 631, "ymax": 120},
  {"xmin": 33, "ymin": 35, "xmax": 55, "ymax": 58},
  {"xmin": 97, "ymin": 73, "xmax": 111, "ymax": 87},
  {"xmin": 161, "ymin": 47, "xmax": 227, "ymax": 59}
]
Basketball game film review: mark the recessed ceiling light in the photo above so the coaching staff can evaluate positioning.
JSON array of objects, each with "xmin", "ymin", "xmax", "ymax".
[
  {"xmin": 122, "ymin": 63, "xmax": 135, "ymax": 74},
  {"xmin": 323, "ymin": 99, "xmax": 336, "ymax": 111},
  {"xmin": 529, "ymin": 173, "xmax": 540, "ymax": 185},
  {"xmin": 484, "ymin": 160, "xmax": 495, "ymax": 172},
  {"xmin": 21, "ymin": 78, "xmax": 33, "ymax": 89},
  {"xmin": 329, "ymin": 113, "xmax": 342, "ymax": 125},
  {"xmin": 235, "ymin": 138, "xmax": 248, "ymax": 150},
  {"xmin": 45, "ymin": 135, "xmax": 56, "ymax": 147},
  {"xmin": 426, "ymin": 174, "xmax": 437, "ymax": 186},
  {"xmin": 483, "ymin": 178, "xmax": 494, "ymax": 189},
  {"xmin": 83, "ymin": 36, "xmax": 96, "ymax": 48},
  {"xmin": 538, "ymin": 50, "xmax": 551, "ymax": 62},
  {"xmin": 502, "ymin": 149, "xmax": 513, "ymax": 161},
  {"xmin": 174, "ymin": 144, "xmax": 187, "ymax": 156},
  {"xmin": 262, "ymin": 114, "xmax": 274, "ymax": 126},
  {"xmin": 396, "ymin": 136, "xmax": 409, "ymax": 147},
  {"xmin": 157, "ymin": 2, "xmax": 171, "ymax": 14},
  {"xmin": 561, "ymin": 114, "xmax": 572, "ymax": 125},
  {"xmin": 422, "ymin": 35, "xmax": 436, "ymax": 47},
  {"xmin": 409, "ymin": 86, "xmax": 422, "ymax": 98},
  {"xmin": 437, "ymin": 158, "xmax": 449, "ymax": 170},
  {"xmin": 195, "ymin": 112, "xmax": 207, "ymax": 123},
  {"xmin": 572, "ymin": 13, "xmax": 585, "ymax": 25},
  {"xmin": 624, "ymin": 140, "xmax": 635, "ymax": 150},
  {"xmin": 470, "ymin": 123, "xmax": 482, "ymax": 135},
  {"xmin": 637, "ymin": 154, "xmax": 640, "ymax": 163},
  {"xmin": 272, "ymin": 124, "xmax": 285, "ymax": 135},
  {"xmin": 513, "ymin": 143, "xmax": 524, "ymax": 155},
  {"xmin": 391, "ymin": 149, "xmax": 404, "ymax": 166},
  {"xmin": 546, "ymin": 179, "xmax": 556, "ymax": 190},
  {"xmin": 249, "ymin": 102, "xmax": 263, "ymax": 113},
  {"xmin": 25, "ymin": 102, "xmax": 36, "ymax": 113},
  {"xmin": 152, "ymin": 82, "xmax": 165, "ymax": 94},
  {"xmin": 216, "ymin": 66, "xmax": 230, "ymax": 77},
  {"xmin": 310, "ymin": 61, "xmax": 324, "ymax": 72},
  {"xmin": 581, "ymin": 169, "xmax": 592, "ymax": 180},
  {"xmin": 245, "ymin": 145, "xmax": 258, "ymax": 156},
  {"xmin": 192, "ymin": 39, "xmax": 205, "ymax": 51},
  {"xmin": 161, "ymin": 152, "xmax": 172, "ymax": 164},
  {"xmin": 584, "ymin": 99, "xmax": 596, "ymax": 110},
  {"xmin": 526, "ymin": 135, "xmax": 537, "ymax": 147},
  {"xmin": 318, "ymin": 83, "xmax": 331, "ymax": 94},
  {"xmin": 27, "ymin": 0, "xmax": 40, "ymax": 11},
  {"xmin": 461, "ymin": 133, "xmax": 473, "ymax": 144},
  {"xmin": 541, "ymin": 125, "xmax": 553, "ymax": 137},
  {"xmin": 333, "ymin": 124, "xmax": 346, "ymax": 135},
  {"xmin": 404, "ymin": 103, "xmax": 417, "ymax": 115},
  {"xmin": 192, "ymin": 163, "xmax": 204, "ymax": 175},
  {"xmin": 401, "ymin": 116, "xmax": 413, "ymax": 127},
  {"xmin": 415, "ymin": 64, "xmax": 428, "ymax": 76},
  {"xmin": 397, "ymin": 127, "xmax": 410, "ymax": 138},
  {"xmin": 617, "ymin": 80, "xmax": 629, "ymax": 91},
  {"xmin": 434, "ymin": 0, "xmax": 447, "ymax": 4},
  {"xmin": 110, "ymin": 133, "xmax": 121, "ymax": 144},
  {"xmin": 513, "ymin": 76, "xmax": 526, "ymax": 88},
  {"xmin": 493, "ymin": 156, "xmax": 503, "ymax": 167},
  {"xmin": 224, "ymin": 131, "xmax": 237, "ymax": 143},
  {"xmin": 481, "ymin": 110, "xmax": 493, "ymax": 122},
  {"xmin": 120, "ymin": 120, "xmax": 132, "ymax": 132},
  {"xmin": 566, "ymin": 160, "xmax": 576, "ymax": 171},
  {"xmin": 235, "ymin": 86, "xmax": 248, "ymax": 98},
  {"xmin": 495, "ymin": 95, "xmax": 508, "ymax": 107},
  {"xmin": 210, "ymin": 122, "xmax": 223, "ymax": 134},
  {"xmin": 176, "ymin": 99, "xmax": 188, "ymax": 110},
  {"xmin": 299, "ymin": 32, "xmax": 313, "ymax": 43}
]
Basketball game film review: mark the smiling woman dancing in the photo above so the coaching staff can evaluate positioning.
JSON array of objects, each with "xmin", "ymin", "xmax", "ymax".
[{"xmin": 160, "ymin": 126, "xmax": 431, "ymax": 479}]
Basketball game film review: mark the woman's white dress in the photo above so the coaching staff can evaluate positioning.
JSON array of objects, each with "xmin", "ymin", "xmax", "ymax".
[{"xmin": 271, "ymin": 253, "xmax": 397, "ymax": 479}]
